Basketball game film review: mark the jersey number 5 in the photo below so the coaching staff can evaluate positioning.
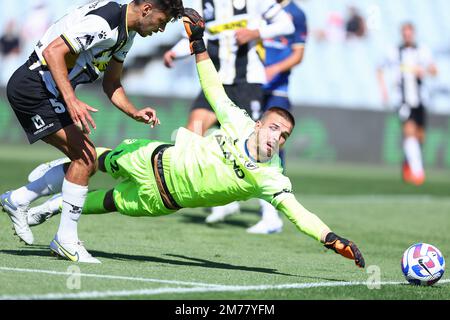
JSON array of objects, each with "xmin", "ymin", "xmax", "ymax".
[{"xmin": 49, "ymin": 99, "xmax": 67, "ymax": 114}]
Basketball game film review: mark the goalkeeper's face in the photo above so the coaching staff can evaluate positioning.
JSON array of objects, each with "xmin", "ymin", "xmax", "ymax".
[{"xmin": 255, "ymin": 112, "xmax": 293, "ymax": 160}]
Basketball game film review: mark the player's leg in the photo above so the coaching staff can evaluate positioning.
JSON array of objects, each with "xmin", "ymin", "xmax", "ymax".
[
  {"xmin": 399, "ymin": 104, "xmax": 425, "ymax": 185},
  {"xmin": 1, "ymin": 61, "xmax": 72, "ymax": 245},
  {"xmin": 247, "ymin": 200, "xmax": 283, "ymax": 234},
  {"xmin": 205, "ymin": 202, "xmax": 241, "ymax": 224},
  {"xmin": 27, "ymin": 147, "xmax": 111, "ymax": 183},
  {"xmin": 27, "ymin": 138, "xmax": 160, "ymax": 228},
  {"xmin": 186, "ymin": 92, "xmax": 218, "ymax": 135},
  {"xmin": 28, "ymin": 189, "xmax": 116, "ymax": 227},
  {"xmin": 43, "ymin": 125, "xmax": 101, "ymax": 263},
  {"xmin": 2, "ymin": 162, "xmax": 66, "ymax": 237},
  {"xmin": 402, "ymin": 120, "xmax": 424, "ymax": 184},
  {"xmin": 1, "ymin": 62, "xmax": 45, "ymax": 244}
]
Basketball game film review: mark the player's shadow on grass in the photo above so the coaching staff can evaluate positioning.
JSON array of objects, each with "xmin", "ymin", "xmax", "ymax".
[
  {"xmin": 180, "ymin": 207, "xmax": 261, "ymax": 229},
  {"xmin": 0, "ymin": 246, "xmax": 345, "ymax": 282},
  {"xmin": 91, "ymin": 250, "xmax": 299, "ymax": 277},
  {"xmin": 181, "ymin": 213, "xmax": 251, "ymax": 229}
]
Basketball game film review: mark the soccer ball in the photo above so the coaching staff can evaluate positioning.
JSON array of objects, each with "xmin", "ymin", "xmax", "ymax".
[{"xmin": 401, "ymin": 243, "xmax": 445, "ymax": 286}]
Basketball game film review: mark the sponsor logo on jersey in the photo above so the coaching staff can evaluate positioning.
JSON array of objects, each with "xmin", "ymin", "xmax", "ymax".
[
  {"xmin": 208, "ymin": 19, "xmax": 248, "ymax": 35},
  {"xmin": 215, "ymin": 134, "xmax": 245, "ymax": 179},
  {"xmin": 244, "ymin": 161, "xmax": 258, "ymax": 170},
  {"xmin": 89, "ymin": 1, "xmax": 100, "ymax": 10},
  {"xmin": 273, "ymin": 188, "xmax": 293, "ymax": 199},
  {"xmin": 93, "ymin": 51, "xmax": 111, "ymax": 72},
  {"xmin": 76, "ymin": 34, "xmax": 95, "ymax": 50},
  {"xmin": 98, "ymin": 31, "xmax": 107, "ymax": 40}
]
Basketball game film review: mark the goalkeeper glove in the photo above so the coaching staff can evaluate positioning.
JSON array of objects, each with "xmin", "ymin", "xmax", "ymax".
[
  {"xmin": 324, "ymin": 232, "xmax": 365, "ymax": 268},
  {"xmin": 182, "ymin": 8, "xmax": 206, "ymax": 55}
]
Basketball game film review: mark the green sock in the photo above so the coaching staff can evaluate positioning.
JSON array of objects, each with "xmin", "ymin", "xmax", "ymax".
[{"xmin": 83, "ymin": 189, "xmax": 109, "ymax": 215}]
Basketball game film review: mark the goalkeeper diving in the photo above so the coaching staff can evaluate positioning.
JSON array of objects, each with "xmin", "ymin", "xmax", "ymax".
[{"xmin": 4, "ymin": 8, "xmax": 365, "ymax": 268}]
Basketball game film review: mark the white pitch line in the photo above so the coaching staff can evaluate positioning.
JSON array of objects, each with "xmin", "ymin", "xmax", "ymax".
[
  {"xmin": 1, "ymin": 279, "xmax": 449, "ymax": 300},
  {"xmin": 0, "ymin": 267, "xmax": 219, "ymax": 288}
]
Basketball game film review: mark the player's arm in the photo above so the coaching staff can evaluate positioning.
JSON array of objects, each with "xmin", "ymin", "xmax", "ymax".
[
  {"xmin": 236, "ymin": 1, "xmax": 295, "ymax": 45},
  {"xmin": 102, "ymin": 59, "xmax": 160, "ymax": 127},
  {"xmin": 423, "ymin": 48, "xmax": 438, "ymax": 77},
  {"xmin": 164, "ymin": 37, "xmax": 191, "ymax": 68},
  {"xmin": 42, "ymin": 37, "xmax": 98, "ymax": 134},
  {"xmin": 276, "ymin": 196, "xmax": 365, "ymax": 268},
  {"xmin": 266, "ymin": 9, "xmax": 307, "ymax": 81},
  {"xmin": 183, "ymin": 8, "xmax": 239, "ymax": 123},
  {"xmin": 266, "ymin": 45, "xmax": 305, "ymax": 82},
  {"xmin": 376, "ymin": 66, "xmax": 389, "ymax": 105},
  {"xmin": 427, "ymin": 62, "xmax": 438, "ymax": 77}
]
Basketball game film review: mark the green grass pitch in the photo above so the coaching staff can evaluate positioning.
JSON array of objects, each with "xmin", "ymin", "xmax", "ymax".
[{"xmin": 0, "ymin": 144, "xmax": 449, "ymax": 300}]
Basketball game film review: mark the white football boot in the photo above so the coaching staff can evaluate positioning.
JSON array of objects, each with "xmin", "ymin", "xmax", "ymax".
[
  {"xmin": 205, "ymin": 202, "xmax": 240, "ymax": 224},
  {"xmin": 28, "ymin": 194, "xmax": 62, "ymax": 227},
  {"xmin": 246, "ymin": 218, "xmax": 283, "ymax": 234},
  {"xmin": 50, "ymin": 235, "xmax": 101, "ymax": 264},
  {"xmin": 1, "ymin": 191, "xmax": 34, "ymax": 245}
]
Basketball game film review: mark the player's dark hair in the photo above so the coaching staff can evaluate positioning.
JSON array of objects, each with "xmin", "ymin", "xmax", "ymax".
[
  {"xmin": 134, "ymin": 0, "xmax": 184, "ymax": 20},
  {"xmin": 262, "ymin": 107, "xmax": 296, "ymax": 128}
]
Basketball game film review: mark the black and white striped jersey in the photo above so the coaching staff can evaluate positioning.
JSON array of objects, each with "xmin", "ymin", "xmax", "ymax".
[
  {"xmin": 380, "ymin": 44, "xmax": 434, "ymax": 108},
  {"xmin": 172, "ymin": 0, "xmax": 294, "ymax": 85},
  {"xmin": 33, "ymin": 1, "xmax": 136, "ymax": 98}
]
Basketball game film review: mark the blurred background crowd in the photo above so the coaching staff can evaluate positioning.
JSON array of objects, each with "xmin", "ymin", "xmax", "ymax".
[{"xmin": 1, "ymin": 0, "xmax": 449, "ymax": 113}]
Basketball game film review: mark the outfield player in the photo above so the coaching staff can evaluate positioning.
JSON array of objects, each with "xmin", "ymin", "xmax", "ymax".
[
  {"xmin": 19, "ymin": 9, "xmax": 365, "ymax": 268},
  {"xmin": 377, "ymin": 22, "xmax": 437, "ymax": 185},
  {"xmin": 0, "ymin": 0, "xmax": 184, "ymax": 263}
]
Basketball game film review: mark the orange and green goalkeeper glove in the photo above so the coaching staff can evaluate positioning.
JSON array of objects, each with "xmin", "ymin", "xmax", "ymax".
[
  {"xmin": 324, "ymin": 232, "xmax": 366, "ymax": 268},
  {"xmin": 182, "ymin": 8, "xmax": 206, "ymax": 55}
]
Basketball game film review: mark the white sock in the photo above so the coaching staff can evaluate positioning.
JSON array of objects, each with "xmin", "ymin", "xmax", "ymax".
[
  {"xmin": 259, "ymin": 199, "xmax": 281, "ymax": 223},
  {"xmin": 403, "ymin": 137, "xmax": 424, "ymax": 176},
  {"xmin": 10, "ymin": 164, "xmax": 65, "ymax": 207},
  {"xmin": 56, "ymin": 179, "xmax": 88, "ymax": 243}
]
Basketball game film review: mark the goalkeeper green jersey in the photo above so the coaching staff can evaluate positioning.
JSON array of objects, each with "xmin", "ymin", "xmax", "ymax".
[
  {"xmin": 105, "ymin": 58, "xmax": 329, "ymax": 242},
  {"xmin": 163, "ymin": 59, "xmax": 294, "ymax": 209}
]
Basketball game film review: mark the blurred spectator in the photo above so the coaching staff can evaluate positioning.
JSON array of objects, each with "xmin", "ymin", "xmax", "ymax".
[
  {"xmin": 0, "ymin": 20, "xmax": 23, "ymax": 86},
  {"xmin": 313, "ymin": 11, "xmax": 345, "ymax": 43},
  {"xmin": 20, "ymin": 0, "xmax": 52, "ymax": 55},
  {"xmin": 0, "ymin": 20, "xmax": 21, "ymax": 57},
  {"xmin": 345, "ymin": 6, "xmax": 366, "ymax": 39}
]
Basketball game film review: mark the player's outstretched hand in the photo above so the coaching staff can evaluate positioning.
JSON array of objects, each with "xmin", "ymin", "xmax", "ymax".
[
  {"xmin": 324, "ymin": 232, "xmax": 365, "ymax": 268},
  {"xmin": 132, "ymin": 107, "xmax": 160, "ymax": 128},
  {"xmin": 182, "ymin": 8, "xmax": 206, "ymax": 55},
  {"xmin": 66, "ymin": 97, "xmax": 98, "ymax": 135}
]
